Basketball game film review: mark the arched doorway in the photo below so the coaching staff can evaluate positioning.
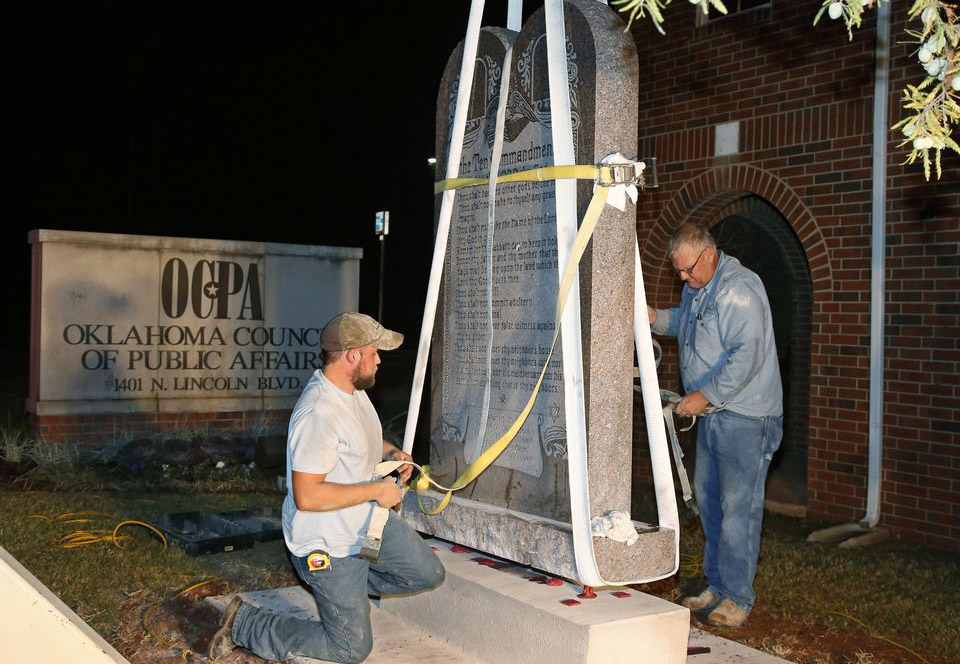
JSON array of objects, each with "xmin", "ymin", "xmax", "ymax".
[{"xmin": 710, "ymin": 197, "xmax": 812, "ymax": 508}]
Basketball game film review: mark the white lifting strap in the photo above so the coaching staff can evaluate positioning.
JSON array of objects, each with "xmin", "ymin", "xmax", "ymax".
[
  {"xmin": 401, "ymin": 0, "xmax": 486, "ymax": 457},
  {"xmin": 543, "ymin": 0, "xmax": 601, "ymax": 588},
  {"xmin": 633, "ymin": 240, "xmax": 681, "ymax": 579}
]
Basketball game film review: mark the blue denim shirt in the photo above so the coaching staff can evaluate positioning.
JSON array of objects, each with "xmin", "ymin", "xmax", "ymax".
[{"xmin": 652, "ymin": 251, "xmax": 783, "ymax": 418}]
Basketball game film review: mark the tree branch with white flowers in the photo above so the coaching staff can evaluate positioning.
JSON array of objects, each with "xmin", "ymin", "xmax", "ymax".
[
  {"xmin": 614, "ymin": 0, "xmax": 959, "ymax": 180},
  {"xmin": 612, "ymin": 0, "xmax": 729, "ymax": 35},
  {"xmin": 816, "ymin": 0, "xmax": 958, "ymax": 180}
]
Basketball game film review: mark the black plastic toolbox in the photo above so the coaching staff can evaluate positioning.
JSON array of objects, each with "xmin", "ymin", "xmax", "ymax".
[{"xmin": 152, "ymin": 507, "xmax": 282, "ymax": 555}]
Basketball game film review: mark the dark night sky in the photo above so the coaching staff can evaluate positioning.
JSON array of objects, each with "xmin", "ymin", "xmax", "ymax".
[{"xmin": 11, "ymin": 2, "xmax": 535, "ymax": 353}]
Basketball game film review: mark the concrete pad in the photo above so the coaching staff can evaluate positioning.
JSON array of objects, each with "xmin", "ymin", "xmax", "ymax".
[
  {"xmin": 379, "ymin": 539, "xmax": 689, "ymax": 664},
  {"xmin": 806, "ymin": 522, "xmax": 869, "ymax": 544},
  {"xmin": 838, "ymin": 528, "xmax": 891, "ymax": 549},
  {"xmin": 686, "ymin": 628, "xmax": 793, "ymax": 664}
]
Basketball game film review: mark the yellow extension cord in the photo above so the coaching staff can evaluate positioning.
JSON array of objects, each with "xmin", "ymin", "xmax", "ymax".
[
  {"xmin": 31, "ymin": 512, "xmax": 169, "ymax": 550},
  {"xmin": 828, "ymin": 612, "xmax": 930, "ymax": 664}
]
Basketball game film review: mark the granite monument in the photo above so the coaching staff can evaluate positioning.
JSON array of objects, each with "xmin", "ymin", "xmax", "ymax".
[{"xmin": 402, "ymin": 0, "xmax": 675, "ymax": 584}]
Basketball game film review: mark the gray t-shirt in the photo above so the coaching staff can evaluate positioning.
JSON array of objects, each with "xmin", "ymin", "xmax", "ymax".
[{"xmin": 281, "ymin": 369, "xmax": 382, "ymax": 557}]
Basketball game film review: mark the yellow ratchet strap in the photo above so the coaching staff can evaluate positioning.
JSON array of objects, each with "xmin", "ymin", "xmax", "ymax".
[
  {"xmin": 416, "ymin": 174, "xmax": 611, "ymax": 515},
  {"xmin": 434, "ymin": 163, "xmax": 634, "ymax": 194}
]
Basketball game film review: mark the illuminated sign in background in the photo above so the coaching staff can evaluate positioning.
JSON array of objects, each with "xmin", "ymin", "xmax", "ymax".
[{"xmin": 29, "ymin": 230, "xmax": 361, "ymax": 415}]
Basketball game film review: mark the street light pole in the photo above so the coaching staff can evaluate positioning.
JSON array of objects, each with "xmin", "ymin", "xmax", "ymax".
[{"xmin": 375, "ymin": 210, "xmax": 389, "ymax": 322}]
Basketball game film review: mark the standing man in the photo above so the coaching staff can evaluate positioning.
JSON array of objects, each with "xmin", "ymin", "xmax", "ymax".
[
  {"xmin": 648, "ymin": 224, "xmax": 782, "ymax": 629},
  {"xmin": 209, "ymin": 312, "xmax": 445, "ymax": 662}
]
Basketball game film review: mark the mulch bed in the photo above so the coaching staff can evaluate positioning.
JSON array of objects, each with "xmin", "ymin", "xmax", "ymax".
[
  {"xmin": 632, "ymin": 576, "xmax": 945, "ymax": 664},
  {"xmin": 114, "ymin": 583, "xmax": 279, "ymax": 663}
]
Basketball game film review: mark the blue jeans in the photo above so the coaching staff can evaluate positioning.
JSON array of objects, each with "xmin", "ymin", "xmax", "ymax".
[
  {"xmin": 694, "ymin": 409, "xmax": 782, "ymax": 614},
  {"xmin": 231, "ymin": 511, "xmax": 445, "ymax": 663}
]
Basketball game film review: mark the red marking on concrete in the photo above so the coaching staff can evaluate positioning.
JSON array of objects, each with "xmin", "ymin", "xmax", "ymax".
[
  {"xmin": 430, "ymin": 546, "xmax": 438, "ymax": 551},
  {"xmin": 472, "ymin": 557, "xmax": 496, "ymax": 566},
  {"xmin": 544, "ymin": 579, "xmax": 564, "ymax": 587},
  {"xmin": 577, "ymin": 586, "xmax": 598, "ymax": 599},
  {"xmin": 560, "ymin": 599, "xmax": 581, "ymax": 607},
  {"xmin": 611, "ymin": 591, "xmax": 632, "ymax": 598},
  {"xmin": 450, "ymin": 545, "xmax": 473, "ymax": 554}
]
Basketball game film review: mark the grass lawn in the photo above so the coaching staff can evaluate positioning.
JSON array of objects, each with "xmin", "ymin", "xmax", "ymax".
[
  {"xmin": 653, "ymin": 510, "xmax": 960, "ymax": 664},
  {"xmin": 0, "ymin": 488, "xmax": 298, "ymax": 635},
  {"xmin": 0, "ymin": 457, "xmax": 957, "ymax": 664}
]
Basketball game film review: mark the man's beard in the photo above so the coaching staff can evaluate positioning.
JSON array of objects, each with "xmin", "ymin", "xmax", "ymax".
[{"xmin": 352, "ymin": 365, "xmax": 376, "ymax": 391}]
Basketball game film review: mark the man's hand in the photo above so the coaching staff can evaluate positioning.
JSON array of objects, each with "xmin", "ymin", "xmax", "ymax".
[
  {"xmin": 383, "ymin": 444, "xmax": 413, "ymax": 484},
  {"xmin": 647, "ymin": 305, "xmax": 657, "ymax": 325},
  {"xmin": 374, "ymin": 478, "xmax": 404, "ymax": 508},
  {"xmin": 675, "ymin": 390, "xmax": 710, "ymax": 417}
]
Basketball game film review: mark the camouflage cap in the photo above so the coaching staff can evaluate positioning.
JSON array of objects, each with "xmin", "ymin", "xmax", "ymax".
[{"xmin": 320, "ymin": 312, "xmax": 403, "ymax": 351}]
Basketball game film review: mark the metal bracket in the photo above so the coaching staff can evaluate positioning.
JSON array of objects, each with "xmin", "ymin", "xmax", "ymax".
[{"xmin": 595, "ymin": 161, "xmax": 643, "ymax": 187}]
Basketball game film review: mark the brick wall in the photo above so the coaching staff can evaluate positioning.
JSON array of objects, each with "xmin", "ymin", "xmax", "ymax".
[
  {"xmin": 31, "ymin": 409, "xmax": 290, "ymax": 446},
  {"xmin": 629, "ymin": 1, "xmax": 959, "ymax": 550}
]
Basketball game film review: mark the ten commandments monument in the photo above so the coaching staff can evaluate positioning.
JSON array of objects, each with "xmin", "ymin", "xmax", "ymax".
[{"xmin": 402, "ymin": 0, "xmax": 677, "ymax": 584}]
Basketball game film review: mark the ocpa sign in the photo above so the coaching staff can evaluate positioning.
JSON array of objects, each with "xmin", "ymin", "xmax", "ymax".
[
  {"xmin": 160, "ymin": 258, "xmax": 263, "ymax": 320},
  {"xmin": 28, "ymin": 230, "xmax": 361, "ymax": 416}
]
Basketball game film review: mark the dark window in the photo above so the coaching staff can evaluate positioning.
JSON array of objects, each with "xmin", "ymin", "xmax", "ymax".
[{"xmin": 697, "ymin": 0, "xmax": 771, "ymax": 24}]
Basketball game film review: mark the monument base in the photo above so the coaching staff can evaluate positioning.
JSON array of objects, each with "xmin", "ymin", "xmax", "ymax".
[
  {"xmin": 401, "ymin": 491, "xmax": 677, "ymax": 582},
  {"xmin": 380, "ymin": 538, "xmax": 689, "ymax": 664}
]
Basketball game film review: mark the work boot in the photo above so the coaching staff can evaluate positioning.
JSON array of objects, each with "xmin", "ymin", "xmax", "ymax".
[
  {"xmin": 703, "ymin": 599, "xmax": 748, "ymax": 629},
  {"xmin": 679, "ymin": 588, "xmax": 717, "ymax": 611},
  {"xmin": 208, "ymin": 596, "xmax": 245, "ymax": 659}
]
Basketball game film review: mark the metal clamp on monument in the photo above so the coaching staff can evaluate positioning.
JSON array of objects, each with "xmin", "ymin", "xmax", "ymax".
[{"xmin": 400, "ymin": 0, "xmax": 679, "ymax": 587}]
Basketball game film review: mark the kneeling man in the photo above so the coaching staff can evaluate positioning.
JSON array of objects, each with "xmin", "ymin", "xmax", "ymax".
[{"xmin": 210, "ymin": 312, "xmax": 445, "ymax": 663}]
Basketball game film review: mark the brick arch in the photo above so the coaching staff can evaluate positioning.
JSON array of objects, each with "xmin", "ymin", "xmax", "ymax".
[
  {"xmin": 709, "ymin": 197, "xmax": 814, "ymax": 507},
  {"xmin": 705, "ymin": 196, "xmax": 814, "ymax": 309},
  {"xmin": 639, "ymin": 165, "xmax": 831, "ymax": 296}
]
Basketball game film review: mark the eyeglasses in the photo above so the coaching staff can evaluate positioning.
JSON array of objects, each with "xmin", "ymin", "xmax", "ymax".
[{"xmin": 674, "ymin": 247, "xmax": 708, "ymax": 276}]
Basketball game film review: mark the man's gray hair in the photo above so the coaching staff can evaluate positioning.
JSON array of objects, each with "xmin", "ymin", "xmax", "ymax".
[{"xmin": 667, "ymin": 223, "xmax": 717, "ymax": 257}]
